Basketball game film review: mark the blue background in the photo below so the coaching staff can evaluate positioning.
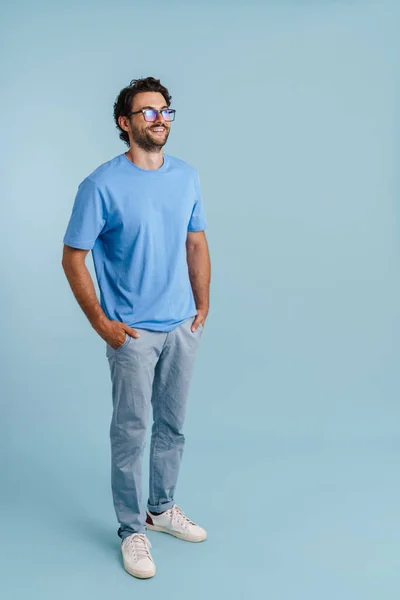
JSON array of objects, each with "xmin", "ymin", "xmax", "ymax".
[{"xmin": 1, "ymin": 0, "xmax": 400, "ymax": 597}]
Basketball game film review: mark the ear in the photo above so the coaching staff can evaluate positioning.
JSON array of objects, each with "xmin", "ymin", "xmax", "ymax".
[{"xmin": 118, "ymin": 115, "xmax": 129, "ymax": 132}]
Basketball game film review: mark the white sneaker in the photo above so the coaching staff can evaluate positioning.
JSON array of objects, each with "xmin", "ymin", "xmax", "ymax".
[
  {"xmin": 121, "ymin": 532, "xmax": 156, "ymax": 579},
  {"xmin": 146, "ymin": 504, "xmax": 207, "ymax": 542}
]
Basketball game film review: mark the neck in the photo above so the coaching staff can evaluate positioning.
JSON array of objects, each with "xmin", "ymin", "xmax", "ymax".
[{"xmin": 125, "ymin": 147, "xmax": 164, "ymax": 171}]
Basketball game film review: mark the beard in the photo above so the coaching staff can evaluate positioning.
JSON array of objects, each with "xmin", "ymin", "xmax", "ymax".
[{"xmin": 131, "ymin": 123, "xmax": 170, "ymax": 152}]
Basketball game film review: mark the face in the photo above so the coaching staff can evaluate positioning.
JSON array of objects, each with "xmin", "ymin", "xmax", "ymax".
[{"xmin": 121, "ymin": 91, "xmax": 172, "ymax": 151}]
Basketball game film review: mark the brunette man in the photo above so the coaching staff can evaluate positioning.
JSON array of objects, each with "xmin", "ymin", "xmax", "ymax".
[{"xmin": 62, "ymin": 76, "xmax": 210, "ymax": 579}]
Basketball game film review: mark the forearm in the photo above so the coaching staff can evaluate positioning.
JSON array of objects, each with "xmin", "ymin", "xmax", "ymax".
[
  {"xmin": 186, "ymin": 244, "xmax": 211, "ymax": 311},
  {"xmin": 62, "ymin": 259, "xmax": 109, "ymax": 333}
]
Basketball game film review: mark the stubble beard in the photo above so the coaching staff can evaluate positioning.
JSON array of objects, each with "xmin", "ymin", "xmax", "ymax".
[{"xmin": 131, "ymin": 124, "xmax": 169, "ymax": 152}]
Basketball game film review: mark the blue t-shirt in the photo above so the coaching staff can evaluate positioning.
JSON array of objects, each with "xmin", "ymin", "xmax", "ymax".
[{"xmin": 63, "ymin": 152, "xmax": 207, "ymax": 332}]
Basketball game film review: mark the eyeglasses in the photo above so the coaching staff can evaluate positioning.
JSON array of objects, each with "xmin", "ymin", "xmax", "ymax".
[{"xmin": 127, "ymin": 108, "xmax": 176, "ymax": 122}]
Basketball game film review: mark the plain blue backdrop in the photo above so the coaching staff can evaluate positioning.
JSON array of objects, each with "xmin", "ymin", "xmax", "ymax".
[{"xmin": 1, "ymin": 0, "xmax": 400, "ymax": 598}]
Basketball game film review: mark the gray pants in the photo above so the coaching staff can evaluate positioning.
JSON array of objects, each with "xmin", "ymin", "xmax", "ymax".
[{"xmin": 106, "ymin": 315, "xmax": 204, "ymax": 539}]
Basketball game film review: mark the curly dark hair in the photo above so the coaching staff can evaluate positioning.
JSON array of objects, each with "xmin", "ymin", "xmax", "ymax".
[{"xmin": 113, "ymin": 76, "xmax": 172, "ymax": 146}]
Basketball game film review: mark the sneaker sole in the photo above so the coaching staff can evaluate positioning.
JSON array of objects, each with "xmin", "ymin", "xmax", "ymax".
[
  {"xmin": 123, "ymin": 559, "xmax": 156, "ymax": 579},
  {"xmin": 146, "ymin": 523, "xmax": 207, "ymax": 542}
]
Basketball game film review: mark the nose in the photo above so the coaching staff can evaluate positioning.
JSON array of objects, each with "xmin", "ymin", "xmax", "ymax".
[{"xmin": 154, "ymin": 110, "xmax": 168, "ymax": 125}]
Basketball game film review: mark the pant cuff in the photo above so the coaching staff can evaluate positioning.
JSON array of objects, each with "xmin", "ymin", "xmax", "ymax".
[
  {"xmin": 118, "ymin": 525, "xmax": 146, "ymax": 539},
  {"xmin": 146, "ymin": 499, "xmax": 175, "ymax": 513}
]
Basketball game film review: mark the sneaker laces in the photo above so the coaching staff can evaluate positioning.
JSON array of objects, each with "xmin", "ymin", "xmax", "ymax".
[
  {"xmin": 168, "ymin": 505, "xmax": 197, "ymax": 530},
  {"xmin": 123, "ymin": 533, "xmax": 152, "ymax": 560}
]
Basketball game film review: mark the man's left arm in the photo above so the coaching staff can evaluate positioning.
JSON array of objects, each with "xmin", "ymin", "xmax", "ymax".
[{"xmin": 186, "ymin": 230, "xmax": 211, "ymax": 332}]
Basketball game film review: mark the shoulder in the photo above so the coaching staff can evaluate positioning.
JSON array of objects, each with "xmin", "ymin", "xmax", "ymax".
[
  {"xmin": 166, "ymin": 154, "xmax": 198, "ymax": 177},
  {"xmin": 81, "ymin": 154, "xmax": 125, "ymax": 188}
]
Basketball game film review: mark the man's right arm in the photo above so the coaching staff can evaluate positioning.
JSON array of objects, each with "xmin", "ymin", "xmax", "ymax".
[
  {"xmin": 61, "ymin": 244, "xmax": 140, "ymax": 348},
  {"xmin": 61, "ymin": 244, "xmax": 110, "ymax": 335}
]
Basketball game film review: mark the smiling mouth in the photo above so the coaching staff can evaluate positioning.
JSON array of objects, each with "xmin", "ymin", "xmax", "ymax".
[{"xmin": 150, "ymin": 127, "xmax": 166, "ymax": 133}]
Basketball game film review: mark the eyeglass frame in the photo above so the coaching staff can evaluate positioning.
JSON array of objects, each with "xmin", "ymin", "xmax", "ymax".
[{"xmin": 126, "ymin": 108, "xmax": 176, "ymax": 122}]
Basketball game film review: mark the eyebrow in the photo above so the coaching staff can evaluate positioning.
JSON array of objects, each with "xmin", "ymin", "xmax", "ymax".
[{"xmin": 139, "ymin": 105, "xmax": 169, "ymax": 110}]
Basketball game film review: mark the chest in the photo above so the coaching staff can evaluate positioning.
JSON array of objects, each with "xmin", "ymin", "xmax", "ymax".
[{"xmin": 103, "ymin": 176, "xmax": 195, "ymax": 238}]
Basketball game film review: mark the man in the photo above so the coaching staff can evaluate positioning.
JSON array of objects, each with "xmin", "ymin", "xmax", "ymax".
[{"xmin": 61, "ymin": 76, "xmax": 211, "ymax": 579}]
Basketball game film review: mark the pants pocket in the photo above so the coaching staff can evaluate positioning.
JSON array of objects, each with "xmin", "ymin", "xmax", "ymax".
[{"xmin": 115, "ymin": 332, "xmax": 131, "ymax": 351}]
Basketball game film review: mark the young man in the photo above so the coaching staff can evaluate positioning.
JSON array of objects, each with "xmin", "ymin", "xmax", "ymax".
[{"xmin": 62, "ymin": 77, "xmax": 211, "ymax": 579}]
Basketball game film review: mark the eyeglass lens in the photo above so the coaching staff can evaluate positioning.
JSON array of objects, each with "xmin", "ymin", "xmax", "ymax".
[{"xmin": 143, "ymin": 109, "xmax": 175, "ymax": 122}]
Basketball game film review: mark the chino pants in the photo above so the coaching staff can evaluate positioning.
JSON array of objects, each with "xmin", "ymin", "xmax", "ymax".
[{"xmin": 106, "ymin": 315, "xmax": 204, "ymax": 540}]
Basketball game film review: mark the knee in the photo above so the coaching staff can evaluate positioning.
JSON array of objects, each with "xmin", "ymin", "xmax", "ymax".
[{"xmin": 110, "ymin": 419, "xmax": 147, "ymax": 446}]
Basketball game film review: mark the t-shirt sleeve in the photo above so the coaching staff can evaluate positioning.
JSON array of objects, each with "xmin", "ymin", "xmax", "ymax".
[
  {"xmin": 187, "ymin": 169, "xmax": 207, "ymax": 232},
  {"xmin": 63, "ymin": 177, "xmax": 107, "ymax": 250}
]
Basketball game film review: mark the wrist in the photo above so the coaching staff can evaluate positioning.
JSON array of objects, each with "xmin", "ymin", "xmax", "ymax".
[
  {"xmin": 92, "ymin": 315, "xmax": 110, "ymax": 334},
  {"xmin": 196, "ymin": 304, "xmax": 209, "ymax": 312}
]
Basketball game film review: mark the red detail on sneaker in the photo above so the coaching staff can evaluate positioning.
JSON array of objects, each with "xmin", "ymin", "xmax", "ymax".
[{"xmin": 146, "ymin": 512, "xmax": 154, "ymax": 526}]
